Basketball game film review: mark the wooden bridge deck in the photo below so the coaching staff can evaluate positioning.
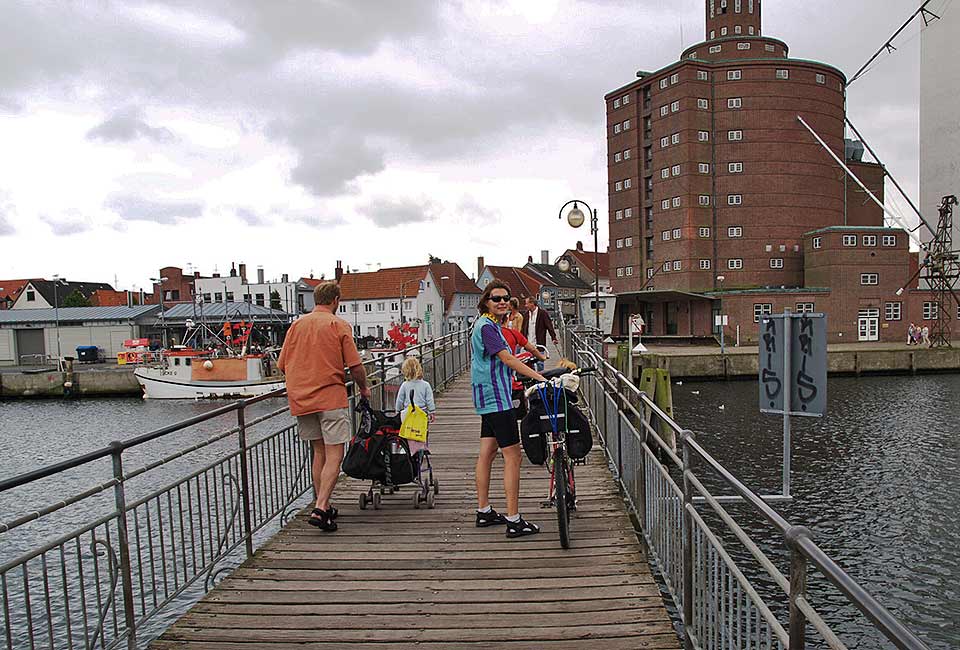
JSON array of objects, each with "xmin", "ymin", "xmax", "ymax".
[{"xmin": 151, "ymin": 378, "xmax": 679, "ymax": 650}]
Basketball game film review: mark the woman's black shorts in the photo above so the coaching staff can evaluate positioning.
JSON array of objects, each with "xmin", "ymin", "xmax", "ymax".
[{"xmin": 480, "ymin": 409, "xmax": 519, "ymax": 448}]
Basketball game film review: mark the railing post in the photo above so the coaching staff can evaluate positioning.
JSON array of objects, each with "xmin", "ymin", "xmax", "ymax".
[
  {"xmin": 378, "ymin": 355, "xmax": 386, "ymax": 410},
  {"xmin": 431, "ymin": 338, "xmax": 438, "ymax": 388},
  {"xmin": 441, "ymin": 334, "xmax": 448, "ymax": 388},
  {"xmin": 236, "ymin": 406, "xmax": 255, "ymax": 558},
  {"xmin": 787, "ymin": 526, "xmax": 812, "ymax": 650},
  {"xmin": 109, "ymin": 442, "xmax": 138, "ymax": 650},
  {"xmin": 680, "ymin": 429, "xmax": 695, "ymax": 650},
  {"xmin": 615, "ymin": 375, "xmax": 624, "ymax": 479}
]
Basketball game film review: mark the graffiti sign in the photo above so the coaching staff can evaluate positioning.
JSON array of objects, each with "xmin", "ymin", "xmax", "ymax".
[{"xmin": 759, "ymin": 312, "xmax": 827, "ymax": 417}]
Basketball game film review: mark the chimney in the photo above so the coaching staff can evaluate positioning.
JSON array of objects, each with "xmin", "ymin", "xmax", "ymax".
[
  {"xmin": 541, "ymin": 250, "xmax": 549, "ymax": 264},
  {"xmin": 230, "ymin": 262, "xmax": 237, "ymax": 277},
  {"xmin": 239, "ymin": 263, "xmax": 247, "ymax": 283},
  {"xmin": 576, "ymin": 241, "xmax": 583, "ymax": 251},
  {"xmin": 126, "ymin": 290, "xmax": 133, "ymax": 308},
  {"xmin": 335, "ymin": 260, "xmax": 343, "ymax": 283},
  {"xmin": 213, "ymin": 272, "xmax": 220, "ymax": 278},
  {"xmin": 527, "ymin": 255, "xmax": 533, "ymax": 264},
  {"xmin": 281, "ymin": 273, "xmax": 289, "ymax": 283},
  {"xmin": 257, "ymin": 267, "xmax": 265, "ymax": 284},
  {"xmin": 193, "ymin": 271, "xmax": 200, "ymax": 278},
  {"xmin": 477, "ymin": 256, "xmax": 484, "ymax": 279}
]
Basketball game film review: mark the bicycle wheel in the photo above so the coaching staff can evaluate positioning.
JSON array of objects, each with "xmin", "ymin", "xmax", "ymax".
[{"xmin": 555, "ymin": 449, "xmax": 570, "ymax": 549}]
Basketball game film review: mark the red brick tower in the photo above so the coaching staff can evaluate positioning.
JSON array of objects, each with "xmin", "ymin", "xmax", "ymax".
[{"xmin": 706, "ymin": 0, "xmax": 762, "ymax": 41}]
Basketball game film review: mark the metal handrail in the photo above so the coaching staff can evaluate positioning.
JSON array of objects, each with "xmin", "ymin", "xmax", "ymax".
[{"xmin": 561, "ymin": 322, "xmax": 930, "ymax": 650}]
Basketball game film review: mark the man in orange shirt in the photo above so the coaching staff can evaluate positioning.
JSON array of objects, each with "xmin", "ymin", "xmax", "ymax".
[{"xmin": 278, "ymin": 281, "xmax": 370, "ymax": 531}]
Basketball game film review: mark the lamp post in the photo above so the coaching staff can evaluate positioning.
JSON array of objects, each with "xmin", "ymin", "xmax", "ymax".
[
  {"xmin": 150, "ymin": 276, "xmax": 170, "ymax": 347},
  {"xmin": 558, "ymin": 200, "xmax": 601, "ymax": 333},
  {"xmin": 52, "ymin": 275, "xmax": 65, "ymax": 364},
  {"xmin": 439, "ymin": 275, "xmax": 449, "ymax": 334},
  {"xmin": 399, "ymin": 278, "xmax": 421, "ymax": 325},
  {"xmin": 716, "ymin": 275, "xmax": 726, "ymax": 354}
]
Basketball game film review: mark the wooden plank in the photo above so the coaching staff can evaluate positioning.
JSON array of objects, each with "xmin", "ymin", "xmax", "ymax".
[{"xmin": 151, "ymin": 377, "xmax": 680, "ymax": 649}]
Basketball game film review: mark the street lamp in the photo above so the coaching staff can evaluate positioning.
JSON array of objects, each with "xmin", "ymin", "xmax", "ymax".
[
  {"xmin": 439, "ymin": 275, "xmax": 449, "ymax": 334},
  {"xmin": 716, "ymin": 275, "xmax": 726, "ymax": 354},
  {"xmin": 150, "ymin": 276, "xmax": 170, "ymax": 347},
  {"xmin": 558, "ymin": 199, "xmax": 601, "ymax": 333},
  {"xmin": 52, "ymin": 275, "xmax": 66, "ymax": 365},
  {"xmin": 399, "ymin": 278, "xmax": 422, "ymax": 325}
]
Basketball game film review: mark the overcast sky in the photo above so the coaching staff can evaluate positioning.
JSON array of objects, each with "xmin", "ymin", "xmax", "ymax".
[{"xmin": 0, "ymin": 0, "xmax": 948, "ymax": 291}]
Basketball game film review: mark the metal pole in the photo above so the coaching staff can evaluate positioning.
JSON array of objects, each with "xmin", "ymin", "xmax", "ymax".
[
  {"xmin": 109, "ymin": 443, "xmax": 138, "ymax": 650},
  {"xmin": 615, "ymin": 375, "xmax": 624, "ymax": 478},
  {"xmin": 378, "ymin": 355, "xmax": 386, "ymax": 409},
  {"xmin": 54, "ymin": 280, "xmax": 62, "ymax": 363},
  {"xmin": 627, "ymin": 311, "xmax": 633, "ymax": 383},
  {"xmin": 783, "ymin": 310, "xmax": 793, "ymax": 498},
  {"xmin": 593, "ymin": 208, "xmax": 600, "ymax": 333},
  {"xmin": 680, "ymin": 429, "xmax": 695, "ymax": 650},
  {"xmin": 236, "ymin": 406, "xmax": 254, "ymax": 558},
  {"xmin": 787, "ymin": 526, "xmax": 812, "ymax": 650}
]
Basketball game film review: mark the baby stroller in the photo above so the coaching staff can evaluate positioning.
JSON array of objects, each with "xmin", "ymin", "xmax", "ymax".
[{"xmin": 342, "ymin": 399, "xmax": 437, "ymax": 510}]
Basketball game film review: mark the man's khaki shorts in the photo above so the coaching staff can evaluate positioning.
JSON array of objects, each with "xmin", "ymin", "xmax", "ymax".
[{"xmin": 296, "ymin": 408, "xmax": 351, "ymax": 445}]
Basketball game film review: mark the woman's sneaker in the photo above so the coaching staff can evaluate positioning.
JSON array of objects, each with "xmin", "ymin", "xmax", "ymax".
[
  {"xmin": 476, "ymin": 508, "xmax": 507, "ymax": 527},
  {"xmin": 505, "ymin": 516, "xmax": 540, "ymax": 538}
]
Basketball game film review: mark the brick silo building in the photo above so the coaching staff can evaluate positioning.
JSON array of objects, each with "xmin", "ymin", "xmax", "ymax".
[{"xmin": 604, "ymin": 0, "xmax": 912, "ymax": 342}]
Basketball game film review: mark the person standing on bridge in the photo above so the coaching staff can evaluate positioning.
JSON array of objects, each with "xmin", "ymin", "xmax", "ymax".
[
  {"xmin": 522, "ymin": 295, "xmax": 558, "ymax": 371},
  {"xmin": 472, "ymin": 280, "xmax": 546, "ymax": 538},
  {"xmin": 278, "ymin": 280, "xmax": 371, "ymax": 532}
]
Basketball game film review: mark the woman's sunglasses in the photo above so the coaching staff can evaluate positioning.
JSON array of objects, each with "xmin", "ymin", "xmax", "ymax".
[{"xmin": 488, "ymin": 295, "xmax": 511, "ymax": 303}]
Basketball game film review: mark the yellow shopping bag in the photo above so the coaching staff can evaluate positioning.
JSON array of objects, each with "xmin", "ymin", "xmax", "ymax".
[{"xmin": 399, "ymin": 402, "xmax": 429, "ymax": 443}]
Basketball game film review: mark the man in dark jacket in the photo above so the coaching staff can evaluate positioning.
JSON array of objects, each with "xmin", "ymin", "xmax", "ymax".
[{"xmin": 522, "ymin": 296, "xmax": 558, "ymax": 349}]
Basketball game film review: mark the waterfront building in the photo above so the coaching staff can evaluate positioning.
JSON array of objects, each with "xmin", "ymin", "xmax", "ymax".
[
  {"xmin": 555, "ymin": 241, "xmax": 612, "ymax": 294},
  {"xmin": 150, "ymin": 266, "xmax": 202, "ymax": 306},
  {"xmin": 478, "ymin": 253, "xmax": 592, "ymax": 321},
  {"xmin": 9, "ymin": 279, "xmax": 115, "ymax": 310},
  {"xmin": 605, "ymin": 0, "xmax": 931, "ymax": 343},
  {"xmin": 0, "ymin": 279, "xmax": 34, "ymax": 310},
  {"xmin": 428, "ymin": 261, "xmax": 483, "ymax": 333},
  {"xmin": 193, "ymin": 263, "xmax": 311, "ymax": 315},
  {"xmin": 920, "ymin": 3, "xmax": 960, "ymax": 245}
]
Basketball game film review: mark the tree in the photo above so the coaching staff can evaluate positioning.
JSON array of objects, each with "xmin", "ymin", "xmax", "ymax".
[
  {"xmin": 270, "ymin": 290, "xmax": 281, "ymax": 310},
  {"xmin": 62, "ymin": 290, "xmax": 91, "ymax": 308},
  {"xmin": 428, "ymin": 254, "xmax": 441, "ymax": 264}
]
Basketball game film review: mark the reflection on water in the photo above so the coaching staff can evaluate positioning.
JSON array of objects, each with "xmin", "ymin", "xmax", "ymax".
[{"xmin": 673, "ymin": 375, "xmax": 960, "ymax": 650}]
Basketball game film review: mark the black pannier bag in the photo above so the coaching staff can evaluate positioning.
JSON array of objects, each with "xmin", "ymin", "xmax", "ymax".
[
  {"xmin": 342, "ymin": 429, "xmax": 388, "ymax": 480},
  {"xmin": 521, "ymin": 389, "xmax": 593, "ymax": 465},
  {"xmin": 511, "ymin": 387, "xmax": 528, "ymax": 421},
  {"xmin": 564, "ymin": 402, "xmax": 593, "ymax": 460},
  {"xmin": 384, "ymin": 435, "xmax": 415, "ymax": 485}
]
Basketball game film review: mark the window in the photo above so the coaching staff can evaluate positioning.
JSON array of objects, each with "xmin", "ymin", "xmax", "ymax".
[
  {"xmin": 215, "ymin": 292, "xmax": 223, "ymax": 302},
  {"xmin": 616, "ymin": 209, "xmax": 623, "ymax": 220},
  {"xmin": 661, "ymin": 199, "xmax": 670, "ymax": 210},
  {"xmin": 842, "ymin": 234, "xmax": 857, "ymax": 247},
  {"xmin": 26, "ymin": 290, "xmax": 35, "ymax": 302},
  {"xmin": 728, "ymin": 130, "xmax": 743, "ymax": 141},
  {"xmin": 660, "ymin": 78, "xmax": 668, "ymax": 89},
  {"xmin": 709, "ymin": 44, "xmax": 722, "ymax": 54},
  {"xmin": 613, "ymin": 98, "xmax": 620, "ymax": 109},
  {"xmin": 728, "ymin": 162, "xmax": 743, "ymax": 173},
  {"xmin": 698, "ymin": 98, "xmax": 709, "ymax": 109},
  {"xmin": 255, "ymin": 293, "xmax": 264, "ymax": 306},
  {"xmin": 662, "ymin": 230, "xmax": 671, "ymax": 241},
  {"xmin": 753, "ymin": 303, "xmax": 772, "ymax": 322},
  {"xmin": 661, "ymin": 136, "xmax": 670, "ymax": 148},
  {"xmin": 721, "ymin": 27, "xmax": 728, "ymax": 35},
  {"xmin": 882, "ymin": 235, "xmax": 896, "ymax": 247},
  {"xmin": 796, "ymin": 303, "xmax": 815, "ymax": 314},
  {"xmin": 671, "ymin": 100, "xmax": 680, "ymax": 112},
  {"xmin": 377, "ymin": 302, "xmax": 385, "ymax": 311},
  {"xmin": 623, "ymin": 149, "xmax": 631, "ymax": 159},
  {"xmin": 770, "ymin": 258, "xmax": 784, "ymax": 268},
  {"xmin": 728, "ymin": 97, "xmax": 742, "ymax": 109},
  {"xmin": 748, "ymin": 25, "xmax": 754, "ymax": 34},
  {"xmin": 622, "ymin": 94, "xmax": 630, "ymax": 104},
  {"xmin": 404, "ymin": 300, "xmax": 412, "ymax": 310},
  {"xmin": 614, "ymin": 123, "xmax": 621, "ymax": 134},
  {"xmin": 615, "ymin": 152, "xmax": 622, "ymax": 163},
  {"xmin": 624, "ymin": 178, "xmax": 632, "ymax": 189},
  {"xmin": 698, "ymin": 70, "xmax": 709, "ymax": 81},
  {"xmin": 364, "ymin": 303, "xmax": 373, "ymax": 312},
  {"xmin": 625, "ymin": 237, "xmax": 633, "ymax": 247},
  {"xmin": 647, "ymin": 268, "xmax": 654, "ymax": 279},
  {"xmin": 885, "ymin": 302, "xmax": 902, "ymax": 321},
  {"xmin": 699, "ymin": 227, "xmax": 711, "ymax": 237},
  {"xmin": 672, "ymin": 133, "xmax": 680, "ymax": 144},
  {"xmin": 350, "ymin": 302, "xmax": 358, "ymax": 312},
  {"xmin": 391, "ymin": 302, "xmax": 399, "ymax": 311},
  {"xmin": 816, "ymin": 73, "xmax": 825, "ymax": 84},
  {"xmin": 923, "ymin": 302, "xmax": 939, "ymax": 320},
  {"xmin": 673, "ymin": 228, "xmax": 682, "ymax": 239},
  {"xmin": 729, "ymin": 258, "xmax": 744, "ymax": 269},
  {"xmin": 660, "ymin": 105, "xmax": 669, "ymax": 117},
  {"xmin": 710, "ymin": 30, "xmax": 716, "ymax": 39},
  {"xmin": 728, "ymin": 194, "xmax": 743, "ymax": 205},
  {"xmin": 225, "ymin": 292, "xmax": 234, "ymax": 302},
  {"xmin": 615, "ymin": 181, "xmax": 623, "ymax": 191},
  {"xmin": 673, "ymin": 260, "xmax": 682, "ymax": 271},
  {"xmin": 623, "ymin": 119, "xmax": 631, "ymax": 130},
  {"xmin": 339, "ymin": 304, "xmax": 346, "ymax": 313},
  {"xmin": 727, "ymin": 70, "xmax": 742, "ymax": 81},
  {"xmin": 862, "ymin": 235, "xmax": 877, "ymax": 247},
  {"xmin": 616, "ymin": 238, "xmax": 624, "ymax": 249},
  {"xmin": 672, "ymin": 196, "xmax": 681, "ymax": 207},
  {"xmin": 672, "ymin": 165, "xmax": 681, "ymax": 176},
  {"xmin": 670, "ymin": 73, "xmax": 679, "ymax": 84},
  {"xmin": 737, "ymin": 42, "xmax": 750, "ymax": 50},
  {"xmin": 728, "ymin": 226, "xmax": 743, "ymax": 237},
  {"xmin": 776, "ymin": 69, "xmax": 789, "ymax": 79},
  {"xmin": 699, "ymin": 162, "xmax": 711, "ymax": 173},
  {"xmin": 765, "ymin": 44, "xmax": 775, "ymax": 52},
  {"xmin": 625, "ymin": 266, "xmax": 634, "ymax": 276},
  {"xmin": 616, "ymin": 267, "xmax": 624, "ymax": 277},
  {"xmin": 699, "ymin": 195, "xmax": 711, "ymax": 206},
  {"xmin": 663, "ymin": 262, "xmax": 671, "ymax": 272},
  {"xmin": 661, "ymin": 168, "xmax": 670, "ymax": 179},
  {"xmin": 860, "ymin": 273, "xmax": 878, "ymax": 285},
  {"xmin": 625, "ymin": 207, "xmax": 633, "ymax": 218},
  {"xmin": 813, "ymin": 236, "xmax": 822, "ymax": 249}
]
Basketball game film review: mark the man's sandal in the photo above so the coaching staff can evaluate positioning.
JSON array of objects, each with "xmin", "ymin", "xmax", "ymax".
[{"xmin": 308, "ymin": 508, "xmax": 337, "ymax": 532}]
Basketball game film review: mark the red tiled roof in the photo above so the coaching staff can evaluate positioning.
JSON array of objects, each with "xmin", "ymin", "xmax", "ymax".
[
  {"xmin": 0, "ymin": 279, "xmax": 33, "ymax": 304},
  {"xmin": 561, "ymin": 248, "xmax": 610, "ymax": 278},
  {"xmin": 483, "ymin": 266, "xmax": 542, "ymax": 299},
  {"xmin": 300, "ymin": 277, "xmax": 323, "ymax": 288},
  {"xmin": 428, "ymin": 262, "xmax": 481, "ymax": 313},
  {"xmin": 338, "ymin": 266, "xmax": 430, "ymax": 300}
]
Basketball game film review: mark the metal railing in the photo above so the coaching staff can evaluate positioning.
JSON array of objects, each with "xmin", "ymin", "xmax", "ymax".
[
  {"xmin": 559, "ymin": 321, "xmax": 929, "ymax": 650},
  {"xmin": 0, "ymin": 328, "xmax": 471, "ymax": 650}
]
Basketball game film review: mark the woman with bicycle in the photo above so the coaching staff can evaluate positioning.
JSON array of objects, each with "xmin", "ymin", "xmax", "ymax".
[{"xmin": 471, "ymin": 280, "xmax": 546, "ymax": 538}]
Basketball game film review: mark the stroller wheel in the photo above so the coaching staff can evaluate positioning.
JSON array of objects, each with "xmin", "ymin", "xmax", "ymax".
[
  {"xmin": 412, "ymin": 492, "xmax": 421, "ymax": 509},
  {"xmin": 372, "ymin": 492, "xmax": 382, "ymax": 510},
  {"xmin": 359, "ymin": 493, "xmax": 368, "ymax": 510},
  {"xmin": 432, "ymin": 479, "xmax": 440, "ymax": 495},
  {"xmin": 426, "ymin": 491, "xmax": 436, "ymax": 509}
]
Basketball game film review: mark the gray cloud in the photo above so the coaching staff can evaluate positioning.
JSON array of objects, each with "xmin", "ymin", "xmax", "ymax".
[
  {"xmin": 456, "ymin": 196, "xmax": 501, "ymax": 227},
  {"xmin": 40, "ymin": 214, "xmax": 91, "ymax": 236},
  {"xmin": 106, "ymin": 194, "xmax": 204, "ymax": 224},
  {"xmin": 0, "ymin": 208, "xmax": 13, "ymax": 236},
  {"xmin": 235, "ymin": 207, "xmax": 269, "ymax": 226},
  {"xmin": 359, "ymin": 196, "xmax": 436, "ymax": 228},
  {"xmin": 87, "ymin": 106, "xmax": 175, "ymax": 143}
]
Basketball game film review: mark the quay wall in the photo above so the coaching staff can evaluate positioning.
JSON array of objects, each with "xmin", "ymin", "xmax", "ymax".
[
  {"xmin": 0, "ymin": 368, "xmax": 140, "ymax": 398},
  {"xmin": 631, "ymin": 347, "xmax": 960, "ymax": 380}
]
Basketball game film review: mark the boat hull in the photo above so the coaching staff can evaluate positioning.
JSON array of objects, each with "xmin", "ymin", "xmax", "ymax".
[{"xmin": 134, "ymin": 368, "xmax": 285, "ymax": 400}]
